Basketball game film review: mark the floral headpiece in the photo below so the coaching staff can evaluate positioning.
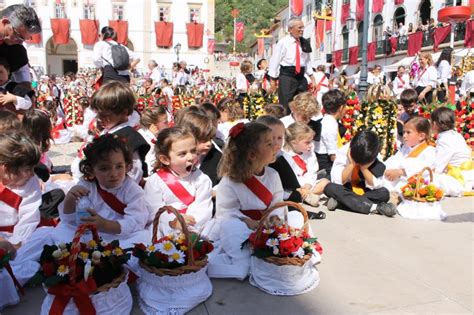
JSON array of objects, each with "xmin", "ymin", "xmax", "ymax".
[{"xmin": 229, "ymin": 122, "xmax": 245, "ymax": 139}]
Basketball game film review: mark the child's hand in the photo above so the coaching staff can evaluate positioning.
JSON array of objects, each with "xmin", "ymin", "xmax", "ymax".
[
  {"xmin": 347, "ymin": 149, "xmax": 354, "ymax": 165},
  {"xmin": 182, "ymin": 214, "xmax": 196, "ymax": 226},
  {"xmin": 385, "ymin": 169, "xmax": 404, "ymax": 181},
  {"xmin": 240, "ymin": 217, "xmax": 259, "ymax": 230},
  {"xmin": 81, "ymin": 209, "xmax": 120, "ymax": 234},
  {"xmin": 0, "ymin": 92, "xmax": 17, "ymax": 105},
  {"xmin": 63, "ymin": 186, "xmax": 90, "ymax": 214},
  {"xmin": 297, "ymin": 186, "xmax": 311, "ymax": 199}
]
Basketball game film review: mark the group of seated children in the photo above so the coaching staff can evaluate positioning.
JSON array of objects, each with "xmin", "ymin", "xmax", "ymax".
[{"xmin": 0, "ymin": 81, "xmax": 472, "ymax": 309}]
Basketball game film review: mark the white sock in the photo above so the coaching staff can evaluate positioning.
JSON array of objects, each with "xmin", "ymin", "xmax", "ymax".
[{"xmin": 369, "ymin": 204, "xmax": 377, "ymax": 213}]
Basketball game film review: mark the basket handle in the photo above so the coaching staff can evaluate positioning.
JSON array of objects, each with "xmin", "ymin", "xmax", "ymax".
[
  {"xmin": 255, "ymin": 201, "xmax": 309, "ymax": 241},
  {"xmin": 68, "ymin": 223, "xmax": 99, "ymax": 285},
  {"xmin": 152, "ymin": 206, "xmax": 195, "ymax": 267},
  {"xmin": 414, "ymin": 167, "xmax": 434, "ymax": 199}
]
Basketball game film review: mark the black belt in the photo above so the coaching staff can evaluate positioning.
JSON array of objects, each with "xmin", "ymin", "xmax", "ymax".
[{"xmin": 280, "ymin": 66, "xmax": 306, "ymax": 78}]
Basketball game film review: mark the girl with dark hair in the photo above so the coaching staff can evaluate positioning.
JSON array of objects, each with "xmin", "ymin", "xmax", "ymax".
[{"xmin": 436, "ymin": 47, "xmax": 453, "ymax": 103}]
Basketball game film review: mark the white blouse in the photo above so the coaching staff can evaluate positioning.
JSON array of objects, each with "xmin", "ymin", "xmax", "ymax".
[
  {"xmin": 435, "ymin": 130, "xmax": 472, "ymax": 173},
  {"xmin": 414, "ymin": 65, "xmax": 437, "ymax": 88}
]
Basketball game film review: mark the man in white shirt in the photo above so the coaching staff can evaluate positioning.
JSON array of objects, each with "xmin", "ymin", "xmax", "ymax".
[
  {"xmin": 392, "ymin": 65, "xmax": 411, "ymax": 99},
  {"xmin": 268, "ymin": 17, "xmax": 316, "ymax": 114},
  {"xmin": 147, "ymin": 60, "xmax": 162, "ymax": 88},
  {"xmin": 460, "ymin": 69, "xmax": 474, "ymax": 98}
]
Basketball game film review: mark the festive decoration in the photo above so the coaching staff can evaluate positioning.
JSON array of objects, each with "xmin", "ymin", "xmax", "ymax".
[
  {"xmin": 456, "ymin": 101, "xmax": 474, "ymax": 147},
  {"xmin": 340, "ymin": 91, "xmax": 360, "ymax": 144},
  {"xmin": 401, "ymin": 168, "xmax": 444, "ymax": 202},
  {"xmin": 63, "ymin": 94, "xmax": 84, "ymax": 128},
  {"xmin": 136, "ymin": 95, "xmax": 156, "ymax": 113},
  {"xmin": 242, "ymin": 92, "xmax": 278, "ymax": 120}
]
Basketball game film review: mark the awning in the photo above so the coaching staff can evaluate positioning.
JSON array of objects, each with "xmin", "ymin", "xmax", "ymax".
[{"xmin": 383, "ymin": 51, "xmax": 444, "ymax": 72}]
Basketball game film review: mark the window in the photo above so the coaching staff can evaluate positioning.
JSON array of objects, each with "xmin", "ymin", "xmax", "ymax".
[
  {"xmin": 54, "ymin": 2, "xmax": 66, "ymax": 18},
  {"xmin": 373, "ymin": 15, "xmax": 384, "ymax": 42},
  {"xmin": 189, "ymin": 7, "xmax": 200, "ymax": 23},
  {"xmin": 113, "ymin": 4, "xmax": 124, "ymax": 20},
  {"xmin": 84, "ymin": 4, "xmax": 95, "ymax": 19},
  {"xmin": 306, "ymin": 3, "xmax": 312, "ymax": 22},
  {"xmin": 159, "ymin": 6, "xmax": 170, "ymax": 22},
  {"xmin": 342, "ymin": 26, "xmax": 349, "ymax": 60}
]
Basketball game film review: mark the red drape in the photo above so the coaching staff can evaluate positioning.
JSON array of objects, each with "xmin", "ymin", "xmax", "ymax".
[
  {"xmin": 395, "ymin": 0, "xmax": 404, "ymax": 4},
  {"xmin": 390, "ymin": 37, "xmax": 398, "ymax": 55},
  {"xmin": 326, "ymin": 20, "xmax": 332, "ymax": 31},
  {"xmin": 367, "ymin": 42, "xmax": 376, "ymax": 61},
  {"xmin": 108, "ymin": 20, "xmax": 128, "ymax": 45},
  {"xmin": 341, "ymin": 3, "xmax": 350, "ymax": 24},
  {"xmin": 26, "ymin": 33, "xmax": 41, "ymax": 44},
  {"xmin": 372, "ymin": 0, "xmax": 384, "ymax": 13},
  {"xmin": 465, "ymin": 19, "xmax": 474, "ymax": 48},
  {"xmin": 235, "ymin": 22, "xmax": 245, "ymax": 42},
  {"xmin": 407, "ymin": 31, "xmax": 423, "ymax": 56},
  {"xmin": 154, "ymin": 21, "xmax": 173, "ymax": 47},
  {"xmin": 433, "ymin": 25, "xmax": 451, "ymax": 51},
  {"xmin": 291, "ymin": 0, "xmax": 304, "ymax": 16},
  {"xmin": 50, "ymin": 18, "xmax": 70, "ymax": 45},
  {"xmin": 333, "ymin": 50, "xmax": 342, "ymax": 67},
  {"xmin": 349, "ymin": 46, "xmax": 359, "ymax": 65},
  {"xmin": 208, "ymin": 38, "xmax": 215, "ymax": 54},
  {"xmin": 356, "ymin": 0, "xmax": 364, "ymax": 21},
  {"xmin": 79, "ymin": 19, "xmax": 99, "ymax": 45},
  {"xmin": 315, "ymin": 19, "xmax": 324, "ymax": 48},
  {"xmin": 257, "ymin": 38, "xmax": 264, "ymax": 56},
  {"xmin": 186, "ymin": 22, "xmax": 204, "ymax": 48}
]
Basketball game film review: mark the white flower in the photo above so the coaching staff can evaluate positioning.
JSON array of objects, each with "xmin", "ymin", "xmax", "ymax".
[
  {"xmin": 302, "ymin": 241, "xmax": 310, "ymax": 249},
  {"xmin": 58, "ymin": 243, "xmax": 67, "ymax": 250},
  {"xmin": 262, "ymin": 228, "xmax": 274, "ymax": 234},
  {"xmin": 168, "ymin": 250, "xmax": 186, "ymax": 264},
  {"xmin": 92, "ymin": 250, "xmax": 101, "ymax": 259},
  {"xmin": 278, "ymin": 232, "xmax": 290, "ymax": 241},
  {"xmin": 292, "ymin": 247, "xmax": 305, "ymax": 259},
  {"xmin": 57, "ymin": 265, "xmax": 69, "ymax": 276},
  {"xmin": 100, "ymin": 241, "xmax": 108, "ymax": 247},
  {"xmin": 157, "ymin": 240, "xmax": 176, "ymax": 255},
  {"xmin": 265, "ymin": 238, "xmax": 279, "ymax": 248},
  {"xmin": 52, "ymin": 249, "xmax": 62, "ymax": 259}
]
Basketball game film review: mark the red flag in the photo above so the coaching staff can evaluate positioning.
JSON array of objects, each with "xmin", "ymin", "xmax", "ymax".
[
  {"xmin": 390, "ymin": 37, "xmax": 398, "ymax": 55},
  {"xmin": 315, "ymin": 19, "xmax": 324, "ymax": 48},
  {"xmin": 50, "ymin": 18, "xmax": 70, "ymax": 44},
  {"xmin": 108, "ymin": 20, "xmax": 128, "ymax": 45},
  {"xmin": 372, "ymin": 0, "xmax": 384, "ymax": 13},
  {"xmin": 208, "ymin": 38, "xmax": 215, "ymax": 54},
  {"xmin": 155, "ymin": 21, "xmax": 173, "ymax": 47},
  {"xmin": 356, "ymin": 0, "xmax": 364, "ymax": 21},
  {"xmin": 407, "ymin": 31, "xmax": 423, "ymax": 56},
  {"xmin": 349, "ymin": 46, "xmax": 359, "ymax": 65},
  {"xmin": 465, "ymin": 19, "xmax": 474, "ymax": 48},
  {"xmin": 235, "ymin": 22, "xmax": 244, "ymax": 42},
  {"xmin": 395, "ymin": 0, "xmax": 404, "ymax": 4},
  {"xmin": 333, "ymin": 50, "xmax": 342, "ymax": 67},
  {"xmin": 257, "ymin": 38, "xmax": 265, "ymax": 57},
  {"xmin": 341, "ymin": 3, "xmax": 350, "ymax": 24},
  {"xmin": 186, "ymin": 22, "xmax": 204, "ymax": 48},
  {"xmin": 367, "ymin": 42, "xmax": 376, "ymax": 61},
  {"xmin": 433, "ymin": 25, "xmax": 451, "ymax": 51},
  {"xmin": 79, "ymin": 19, "xmax": 99, "ymax": 45},
  {"xmin": 291, "ymin": 0, "xmax": 303, "ymax": 16}
]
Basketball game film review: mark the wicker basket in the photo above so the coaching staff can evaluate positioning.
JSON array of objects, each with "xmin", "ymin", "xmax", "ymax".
[
  {"xmin": 138, "ymin": 206, "xmax": 208, "ymax": 276},
  {"xmin": 403, "ymin": 167, "xmax": 435, "ymax": 203},
  {"xmin": 254, "ymin": 201, "xmax": 311, "ymax": 267}
]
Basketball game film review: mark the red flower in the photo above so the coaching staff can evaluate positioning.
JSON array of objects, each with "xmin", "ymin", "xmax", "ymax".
[
  {"xmin": 249, "ymin": 232, "xmax": 268, "ymax": 249},
  {"xmin": 229, "ymin": 122, "xmax": 245, "ymax": 139},
  {"xmin": 314, "ymin": 242, "xmax": 323, "ymax": 255},
  {"xmin": 42, "ymin": 262, "xmax": 56, "ymax": 276},
  {"xmin": 464, "ymin": 133, "xmax": 470, "ymax": 139},
  {"xmin": 200, "ymin": 241, "xmax": 214, "ymax": 255},
  {"xmin": 192, "ymin": 249, "xmax": 202, "ymax": 260},
  {"xmin": 154, "ymin": 252, "xmax": 168, "ymax": 262},
  {"xmin": 134, "ymin": 243, "xmax": 146, "ymax": 251}
]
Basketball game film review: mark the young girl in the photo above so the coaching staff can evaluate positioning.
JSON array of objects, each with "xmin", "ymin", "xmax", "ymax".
[
  {"xmin": 144, "ymin": 127, "xmax": 213, "ymax": 237},
  {"xmin": 208, "ymin": 122, "xmax": 306, "ymax": 280},
  {"xmin": 384, "ymin": 117, "xmax": 436, "ymax": 193},
  {"xmin": 138, "ymin": 106, "xmax": 169, "ymax": 176},
  {"xmin": 216, "ymin": 97, "xmax": 248, "ymax": 141},
  {"xmin": 236, "ymin": 60, "xmax": 254, "ymax": 102},
  {"xmin": 431, "ymin": 107, "xmax": 473, "ymax": 196},
  {"xmin": 0, "ymin": 132, "xmax": 42, "ymax": 247}
]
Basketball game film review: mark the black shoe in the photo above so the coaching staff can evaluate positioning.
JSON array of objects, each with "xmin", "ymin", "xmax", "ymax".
[
  {"xmin": 326, "ymin": 198, "xmax": 338, "ymax": 211},
  {"xmin": 308, "ymin": 211, "xmax": 326, "ymax": 220},
  {"xmin": 375, "ymin": 202, "xmax": 397, "ymax": 217}
]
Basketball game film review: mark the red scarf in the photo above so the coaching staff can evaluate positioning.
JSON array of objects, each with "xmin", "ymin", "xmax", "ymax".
[
  {"xmin": 0, "ymin": 184, "xmax": 23, "ymax": 233},
  {"xmin": 397, "ymin": 75, "xmax": 405, "ymax": 88},
  {"xmin": 315, "ymin": 73, "xmax": 328, "ymax": 93},
  {"xmin": 156, "ymin": 168, "xmax": 195, "ymax": 213},
  {"xmin": 292, "ymin": 155, "xmax": 307, "ymax": 175},
  {"xmin": 241, "ymin": 176, "xmax": 273, "ymax": 220},
  {"xmin": 95, "ymin": 182, "xmax": 126, "ymax": 215}
]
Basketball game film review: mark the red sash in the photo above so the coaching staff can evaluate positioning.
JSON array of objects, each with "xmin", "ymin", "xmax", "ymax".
[
  {"xmin": 157, "ymin": 168, "xmax": 195, "ymax": 213},
  {"xmin": 95, "ymin": 182, "xmax": 126, "ymax": 215},
  {"xmin": 241, "ymin": 176, "xmax": 273, "ymax": 220},
  {"xmin": 418, "ymin": 67, "xmax": 427, "ymax": 81},
  {"xmin": 0, "ymin": 184, "xmax": 22, "ymax": 232},
  {"xmin": 397, "ymin": 75, "xmax": 405, "ymax": 88},
  {"xmin": 315, "ymin": 74, "xmax": 328, "ymax": 93},
  {"xmin": 292, "ymin": 155, "xmax": 307, "ymax": 175}
]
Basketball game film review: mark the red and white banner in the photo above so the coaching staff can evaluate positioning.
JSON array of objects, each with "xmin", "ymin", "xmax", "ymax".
[
  {"xmin": 50, "ymin": 18, "xmax": 70, "ymax": 44},
  {"xmin": 291, "ymin": 0, "xmax": 303, "ymax": 16},
  {"xmin": 235, "ymin": 22, "xmax": 245, "ymax": 42}
]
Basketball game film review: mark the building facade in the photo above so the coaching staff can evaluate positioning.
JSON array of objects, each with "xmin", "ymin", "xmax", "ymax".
[{"xmin": 1, "ymin": 0, "xmax": 215, "ymax": 75}]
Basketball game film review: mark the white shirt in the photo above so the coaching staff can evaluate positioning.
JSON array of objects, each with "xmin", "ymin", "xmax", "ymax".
[
  {"xmin": 414, "ymin": 65, "xmax": 437, "ymax": 88},
  {"xmin": 93, "ymin": 40, "xmax": 137, "ymax": 75},
  {"xmin": 435, "ymin": 130, "xmax": 472, "ymax": 173},
  {"xmin": 384, "ymin": 143, "xmax": 436, "ymax": 178},
  {"xmin": 392, "ymin": 74, "xmax": 411, "ymax": 98},
  {"xmin": 282, "ymin": 148, "xmax": 319, "ymax": 187},
  {"xmin": 0, "ymin": 176, "xmax": 42, "ymax": 245},
  {"xmin": 268, "ymin": 35, "xmax": 314, "ymax": 78},
  {"xmin": 236, "ymin": 73, "xmax": 248, "ymax": 92},
  {"xmin": 460, "ymin": 70, "xmax": 474, "ymax": 96},
  {"xmin": 315, "ymin": 114, "xmax": 339, "ymax": 155},
  {"xmin": 367, "ymin": 72, "xmax": 384, "ymax": 85},
  {"xmin": 138, "ymin": 128, "xmax": 157, "ymax": 176},
  {"xmin": 149, "ymin": 67, "xmax": 162, "ymax": 85},
  {"xmin": 437, "ymin": 60, "xmax": 451, "ymax": 85}
]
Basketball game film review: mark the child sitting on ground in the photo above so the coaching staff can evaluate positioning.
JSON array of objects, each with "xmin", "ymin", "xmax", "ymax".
[{"xmin": 216, "ymin": 97, "xmax": 248, "ymax": 141}]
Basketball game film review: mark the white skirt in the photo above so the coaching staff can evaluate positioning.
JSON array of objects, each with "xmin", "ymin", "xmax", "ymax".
[
  {"xmin": 397, "ymin": 200, "xmax": 447, "ymax": 220},
  {"xmin": 40, "ymin": 270, "xmax": 132, "ymax": 315},
  {"xmin": 137, "ymin": 265, "xmax": 212, "ymax": 315},
  {"xmin": 249, "ymin": 254, "xmax": 320, "ymax": 296},
  {"xmin": 0, "ymin": 268, "xmax": 20, "ymax": 310}
]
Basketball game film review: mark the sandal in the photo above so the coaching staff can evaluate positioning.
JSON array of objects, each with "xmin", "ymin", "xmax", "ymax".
[{"xmin": 308, "ymin": 211, "xmax": 326, "ymax": 220}]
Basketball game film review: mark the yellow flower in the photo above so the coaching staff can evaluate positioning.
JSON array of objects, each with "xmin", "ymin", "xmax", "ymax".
[
  {"xmin": 88, "ymin": 240, "xmax": 97, "ymax": 249},
  {"xmin": 113, "ymin": 248, "xmax": 123, "ymax": 256},
  {"xmin": 180, "ymin": 245, "xmax": 188, "ymax": 251},
  {"xmin": 79, "ymin": 251, "xmax": 89, "ymax": 261},
  {"xmin": 102, "ymin": 250, "xmax": 111, "ymax": 257},
  {"xmin": 147, "ymin": 245, "xmax": 156, "ymax": 252},
  {"xmin": 57, "ymin": 265, "xmax": 69, "ymax": 276}
]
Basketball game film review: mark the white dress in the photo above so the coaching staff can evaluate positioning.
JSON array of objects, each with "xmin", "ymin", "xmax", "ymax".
[{"xmin": 138, "ymin": 128, "xmax": 157, "ymax": 176}]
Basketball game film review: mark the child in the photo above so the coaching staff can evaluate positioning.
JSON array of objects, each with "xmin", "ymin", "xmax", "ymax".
[
  {"xmin": 58, "ymin": 134, "xmax": 148, "ymax": 247},
  {"xmin": 384, "ymin": 117, "xmax": 435, "ymax": 192},
  {"xmin": 160, "ymin": 78, "xmax": 174, "ymax": 114},
  {"xmin": 200, "ymin": 102, "xmax": 224, "ymax": 149},
  {"xmin": 399, "ymin": 89, "xmax": 419, "ymax": 123},
  {"xmin": 138, "ymin": 106, "xmax": 169, "ymax": 176},
  {"xmin": 431, "ymin": 107, "xmax": 473, "ymax": 196},
  {"xmin": 263, "ymin": 103, "xmax": 286, "ymax": 119},
  {"xmin": 0, "ymin": 132, "xmax": 42, "ymax": 246},
  {"xmin": 216, "ymin": 97, "xmax": 248, "ymax": 141},
  {"xmin": 324, "ymin": 130, "xmax": 397, "ymax": 217},
  {"xmin": 208, "ymin": 122, "xmax": 305, "ymax": 280},
  {"xmin": 0, "ymin": 58, "xmax": 32, "ymax": 115},
  {"xmin": 236, "ymin": 60, "xmax": 254, "ymax": 103},
  {"xmin": 315, "ymin": 89, "xmax": 347, "ymax": 174},
  {"xmin": 280, "ymin": 92, "xmax": 321, "ymax": 128},
  {"xmin": 0, "ymin": 110, "xmax": 21, "ymax": 132},
  {"xmin": 144, "ymin": 127, "xmax": 213, "ymax": 237}
]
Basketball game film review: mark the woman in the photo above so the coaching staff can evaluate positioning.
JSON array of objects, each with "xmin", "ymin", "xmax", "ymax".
[
  {"xmin": 435, "ymin": 47, "xmax": 453, "ymax": 103},
  {"xmin": 93, "ymin": 26, "xmax": 139, "ymax": 84},
  {"xmin": 414, "ymin": 52, "xmax": 437, "ymax": 104}
]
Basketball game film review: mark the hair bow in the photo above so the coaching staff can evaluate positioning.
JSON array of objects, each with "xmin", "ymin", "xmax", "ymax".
[{"xmin": 228, "ymin": 122, "xmax": 245, "ymax": 139}]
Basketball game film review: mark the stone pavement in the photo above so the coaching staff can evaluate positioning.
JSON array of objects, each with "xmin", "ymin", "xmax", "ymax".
[{"xmin": 2, "ymin": 143, "xmax": 472, "ymax": 315}]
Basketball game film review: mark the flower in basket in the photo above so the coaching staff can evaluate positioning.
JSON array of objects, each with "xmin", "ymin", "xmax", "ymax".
[
  {"xmin": 133, "ymin": 232, "xmax": 213, "ymax": 269},
  {"xmin": 242, "ymin": 224, "xmax": 322, "ymax": 260},
  {"xmin": 401, "ymin": 175, "xmax": 444, "ymax": 202}
]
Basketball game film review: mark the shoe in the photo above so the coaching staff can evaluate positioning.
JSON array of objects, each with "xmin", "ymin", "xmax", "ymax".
[
  {"xmin": 375, "ymin": 202, "xmax": 397, "ymax": 217},
  {"xmin": 304, "ymin": 193, "xmax": 320, "ymax": 207},
  {"xmin": 326, "ymin": 197, "xmax": 338, "ymax": 211},
  {"xmin": 389, "ymin": 192, "xmax": 401, "ymax": 206},
  {"xmin": 308, "ymin": 211, "xmax": 326, "ymax": 220}
]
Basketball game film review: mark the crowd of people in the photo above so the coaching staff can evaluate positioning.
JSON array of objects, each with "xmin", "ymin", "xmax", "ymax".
[{"xmin": 0, "ymin": 5, "xmax": 473, "ymax": 313}]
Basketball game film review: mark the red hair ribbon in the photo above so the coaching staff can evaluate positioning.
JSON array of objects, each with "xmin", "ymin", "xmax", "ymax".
[{"xmin": 229, "ymin": 122, "xmax": 245, "ymax": 139}]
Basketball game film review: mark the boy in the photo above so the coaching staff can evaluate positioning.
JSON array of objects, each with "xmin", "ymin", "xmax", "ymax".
[
  {"xmin": 315, "ymin": 89, "xmax": 347, "ymax": 174},
  {"xmin": 280, "ymin": 91, "xmax": 321, "ymax": 127},
  {"xmin": 324, "ymin": 130, "xmax": 397, "ymax": 217},
  {"xmin": 399, "ymin": 88, "xmax": 419, "ymax": 123},
  {"xmin": 0, "ymin": 58, "xmax": 32, "ymax": 114}
]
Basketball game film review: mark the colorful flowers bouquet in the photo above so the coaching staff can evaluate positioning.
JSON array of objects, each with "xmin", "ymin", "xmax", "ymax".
[
  {"xmin": 456, "ymin": 101, "xmax": 474, "ymax": 148},
  {"xmin": 63, "ymin": 94, "xmax": 84, "ymax": 128},
  {"xmin": 133, "ymin": 206, "xmax": 213, "ymax": 314},
  {"xmin": 136, "ymin": 95, "xmax": 156, "ymax": 113},
  {"xmin": 340, "ymin": 91, "xmax": 360, "ymax": 144},
  {"xmin": 34, "ymin": 224, "xmax": 133, "ymax": 315},
  {"xmin": 243, "ymin": 201, "xmax": 322, "ymax": 296}
]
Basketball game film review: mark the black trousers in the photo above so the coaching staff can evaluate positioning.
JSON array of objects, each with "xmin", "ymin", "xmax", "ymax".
[
  {"xmin": 103, "ymin": 65, "xmax": 130, "ymax": 84},
  {"xmin": 415, "ymin": 86, "xmax": 433, "ymax": 104},
  {"xmin": 316, "ymin": 153, "xmax": 333, "ymax": 178},
  {"xmin": 324, "ymin": 183, "xmax": 390, "ymax": 214},
  {"xmin": 278, "ymin": 66, "xmax": 308, "ymax": 114},
  {"xmin": 39, "ymin": 189, "xmax": 65, "ymax": 219}
]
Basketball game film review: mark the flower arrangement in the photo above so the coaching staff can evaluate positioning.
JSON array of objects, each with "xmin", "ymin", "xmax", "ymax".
[
  {"xmin": 32, "ymin": 238, "xmax": 129, "ymax": 289},
  {"xmin": 455, "ymin": 101, "xmax": 474, "ymax": 148},
  {"xmin": 133, "ymin": 232, "xmax": 213, "ymax": 270},
  {"xmin": 63, "ymin": 94, "xmax": 84, "ymax": 128},
  {"xmin": 401, "ymin": 169, "xmax": 444, "ymax": 202},
  {"xmin": 213, "ymin": 89, "xmax": 234, "ymax": 105},
  {"xmin": 340, "ymin": 91, "xmax": 360, "ymax": 143},
  {"xmin": 136, "ymin": 95, "xmax": 156, "ymax": 113}
]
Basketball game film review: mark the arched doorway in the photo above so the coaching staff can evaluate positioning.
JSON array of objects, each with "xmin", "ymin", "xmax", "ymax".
[
  {"xmin": 46, "ymin": 37, "xmax": 78, "ymax": 75},
  {"xmin": 419, "ymin": 0, "xmax": 431, "ymax": 25},
  {"xmin": 394, "ymin": 7, "xmax": 406, "ymax": 29},
  {"xmin": 342, "ymin": 26, "xmax": 349, "ymax": 60}
]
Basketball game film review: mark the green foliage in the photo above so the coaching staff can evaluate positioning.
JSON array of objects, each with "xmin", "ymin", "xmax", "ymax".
[{"xmin": 215, "ymin": 0, "xmax": 288, "ymax": 52}]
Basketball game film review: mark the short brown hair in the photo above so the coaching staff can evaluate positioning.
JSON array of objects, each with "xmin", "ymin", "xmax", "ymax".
[
  {"xmin": 0, "ymin": 111, "xmax": 21, "ymax": 132},
  {"xmin": 431, "ymin": 107, "xmax": 455, "ymax": 132},
  {"xmin": 216, "ymin": 97, "xmax": 244, "ymax": 121},
  {"xmin": 256, "ymin": 115, "xmax": 285, "ymax": 128},
  {"xmin": 322, "ymin": 89, "xmax": 346, "ymax": 114},
  {"xmin": 405, "ymin": 116, "xmax": 431, "ymax": 139},
  {"xmin": 140, "ymin": 106, "xmax": 167, "ymax": 129},
  {"xmin": 400, "ymin": 89, "xmax": 418, "ymax": 106},
  {"xmin": 263, "ymin": 104, "xmax": 286, "ymax": 119},
  {"xmin": 91, "ymin": 81, "xmax": 135, "ymax": 115},
  {"xmin": 289, "ymin": 92, "xmax": 320, "ymax": 117},
  {"xmin": 240, "ymin": 60, "xmax": 253, "ymax": 74},
  {"xmin": 0, "ymin": 131, "xmax": 41, "ymax": 172},
  {"xmin": 177, "ymin": 111, "xmax": 216, "ymax": 142},
  {"xmin": 154, "ymin": 127, "xmax": 195, "ymax": 170}
]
